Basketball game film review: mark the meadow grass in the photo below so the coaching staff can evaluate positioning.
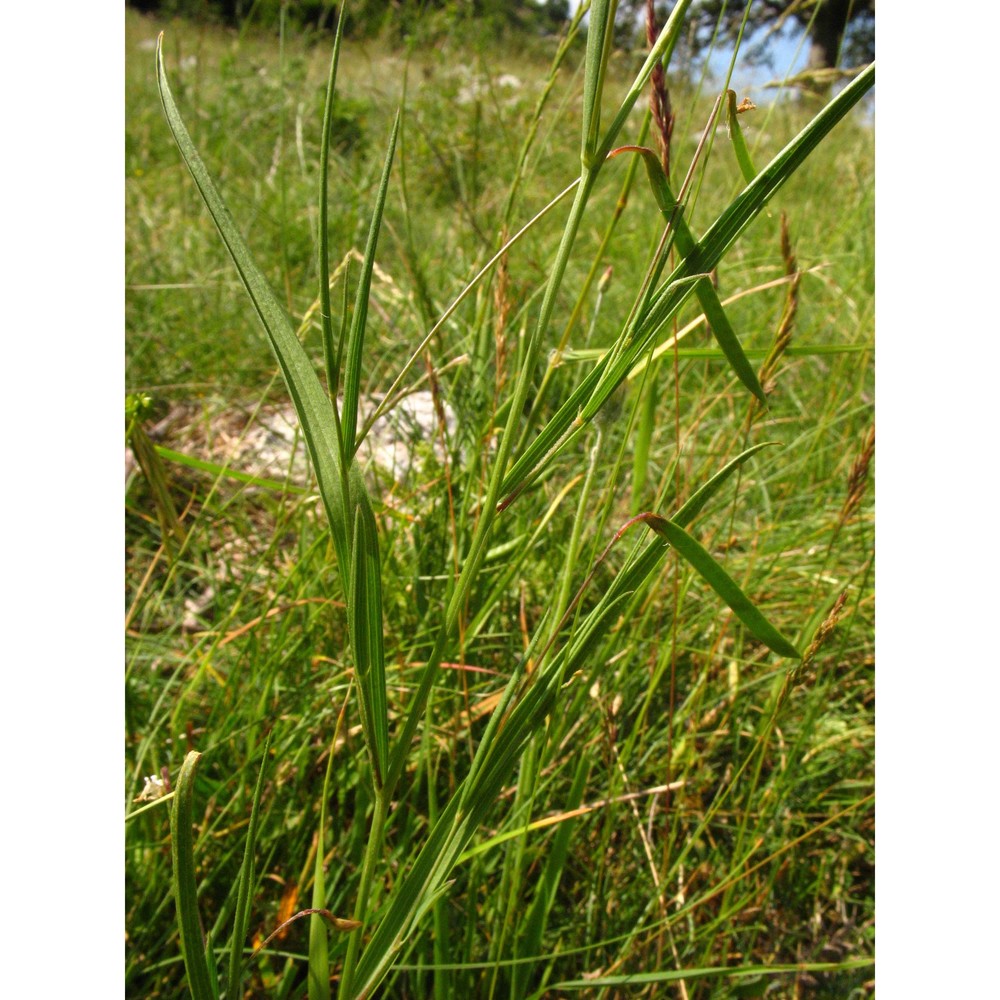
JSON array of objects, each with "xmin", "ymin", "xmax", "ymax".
[{"xmin": 126, "ymin": 5, "xmax": 873, "ymax": 997}]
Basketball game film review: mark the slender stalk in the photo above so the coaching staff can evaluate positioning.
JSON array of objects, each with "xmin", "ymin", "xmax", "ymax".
[
  {"xmin": 381, "ymin": 166, "xmax": 599, "ymax": 802},
  {"xmin": 338, "ymin": 787, "xmax": 388, "ymax": 999},
  {"xmin": 520, "ymin": 110, "xmax": 654, "ymax": 450},
  {"xmin": 171, "ymin": 752, "xmax": 213, "ymax": 1000},
  {"xmin": 350, "ymin": 99, "xmax": 611, "ymax": 995},
  {"xmin": 359, "ymin": 179, "xmax": 581, "ymax": 443}
]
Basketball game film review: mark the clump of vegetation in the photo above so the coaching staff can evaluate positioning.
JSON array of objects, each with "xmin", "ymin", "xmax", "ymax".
[{"xmin": 125, "ymin": 2, "xmax": 873, "ymax": 996}]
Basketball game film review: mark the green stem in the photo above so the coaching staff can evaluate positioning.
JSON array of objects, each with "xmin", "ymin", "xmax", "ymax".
[
  {"xmin": 521, "ymin": 111, "xmax": 652, "ymax": 452},
  {"xmin": 171, "ymin": 751, "xmax": 214, "ymax": 1000},
  {"xmin": 344, "ymin": 168, "xmax": 604, "ymax": 997},
  {"xmin": 338, "ymin": 787, "xmax": 389, "ymax": 999},
  {"xmin": 380, "ymin": 166, "xmax": 599, "ymax": 804}
]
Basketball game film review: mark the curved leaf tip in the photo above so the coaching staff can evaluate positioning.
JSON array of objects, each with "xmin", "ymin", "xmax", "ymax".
[{"xmin": 642, "ymin": 514, "xmax": 801, "ymax": 659}]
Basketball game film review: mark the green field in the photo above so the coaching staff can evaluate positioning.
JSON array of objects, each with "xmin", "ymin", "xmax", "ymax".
[{"xmin": 125, "ymin": 5, "xmax": 873, "ymax": 997}]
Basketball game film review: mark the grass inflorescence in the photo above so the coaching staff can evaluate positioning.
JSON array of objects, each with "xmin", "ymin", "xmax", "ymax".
[{"xmin": 126, "ymin": 4, "xmax": 873, "ymax": 997}]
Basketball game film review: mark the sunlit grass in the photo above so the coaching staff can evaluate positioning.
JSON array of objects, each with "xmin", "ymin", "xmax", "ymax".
[{"xmin": 126, "ymin": 5, "xmax": 873, "ymax": 997}]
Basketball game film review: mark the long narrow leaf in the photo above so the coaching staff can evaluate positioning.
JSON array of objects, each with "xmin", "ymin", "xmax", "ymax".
[
  {"xmin": 342, "ymin": 112, "xmax": 400, "ymax": 455},
  {"xmin": 726, "ymin": 89, "xmax": 758, "ymax": 182},
  {"xmin": 153, "ymin": 445, "xmax": 309, "ymax": 495},
  {"xmin": 171, "ymin": 751, "xmax": 214, "ymax": 1000},
  {"xmin": 614, "ymin": 143, "xmax": 765, "ymax": 401},
  {"xmin": 127, "ymin": 418, "xmax": 186, "ymax": 556},
  {"xmin": 226, "ymin": 733, "xmax": 272, "ymax": 1000},
  {"xmin": 310, "ymin": 685, "xmax": 353, "ymax": 1000},
  {"xmin": 158, "ymin": 38, "xmax": 389, "ymax": 789},
  {"xmin": 538, "ymin": 958, "xmax": 873, "ymax": 993},
  {"xmin": 319, "ymin": 9, "xmax": 347, "ymax": 399},
  {"xmin": 347, "ymin": 472, "xmax": 388, "ymax": 788},
  {"xmin": 156, "ymin": 35, "xmax": 351, "ymax": 576},
  {"xmin": 498, "ymin": 63, "xmax": 874, "ymax": 502},
  {"xmin": 643, "ymin": 514, "xmax": 801, "ymax": 658},
  {"xmin": 512, "ymin": 753, "xmax": 591, "ymax": 996},
  {"xmin": 674, "ymin": 442, "xmax": 778, "ymax": 527}
]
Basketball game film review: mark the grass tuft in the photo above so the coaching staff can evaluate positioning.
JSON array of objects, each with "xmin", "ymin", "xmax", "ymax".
[{"xmin": 127, "ymin": 6, "xmax": 873, "ymax": 997}]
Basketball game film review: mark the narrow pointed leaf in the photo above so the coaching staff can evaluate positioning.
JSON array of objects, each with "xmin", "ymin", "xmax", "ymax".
[
  {"xmin": 643, "ymin": 515, "xmax": 801, "ymax": 658},
  {"xmin": 227, "ymin": 733, "xmax": 272, "ymax": 1000},
  {"xmin": 499, "ymin": 63, "xmax": 873, "ymax": 502},
  {"xmin": 158, "ymin": 39, "xmax": 388, "ymax": 789},
  {"xmin": 542, "ymin": 958, "xmax": 873, "ymax": 992},
  {"xmin": 347, "ymin": 471, "xmax": 388, "ymax": 788},
  {"xmin": 204, "ymin": 928, "xmax": 220, "ymax": 1000},
  {"xmin": 171, "ymin": 751, "xmax": 214, "ymax": 1000},
  {"xmin": 156, "ymin": 36, "xmax": 352, "ymax": 578},
  {"xmin": 342, "ymin": 112, "xmax": 400, "ymax": 455},
  {"xmin": 153, "ymin": 444, "xmax": 309, "ymax": 495},
  {"xmin": 726, "ymin": 90, "xmax": 758, "ymax": 183},
  {"xmin": 319, "ymin": 10, "xmax": 347, "ymax": 399},
  {"xmin": 127, "ymin": 418, "xmax": 186, "ymax": 556},
  {"xmin": 612, "ymin": 144, "xmax": 765, "ymax": 401},
  {"xmin": 514, "ymin": 753, "xmax": 590, "ymax": 997},
  {"xmin": 674, "ymin": 442, "xmax": 778, "ymax": 527}
]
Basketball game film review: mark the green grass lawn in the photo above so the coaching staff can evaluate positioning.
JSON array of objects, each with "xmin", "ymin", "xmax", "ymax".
[{"xmin": 125, "ymin": 5, "xmax": 873, "ymax": 997}]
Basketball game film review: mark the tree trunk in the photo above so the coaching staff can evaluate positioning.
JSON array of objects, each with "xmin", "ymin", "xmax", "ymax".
[{"xmin": 807, "ymin": 0, "xmax": 851, "ymax": 70}]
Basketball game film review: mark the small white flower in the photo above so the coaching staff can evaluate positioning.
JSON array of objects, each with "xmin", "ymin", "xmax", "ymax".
[{"xmin": 134, "ymin": 774, "xmax": 168, "ymax": 802}]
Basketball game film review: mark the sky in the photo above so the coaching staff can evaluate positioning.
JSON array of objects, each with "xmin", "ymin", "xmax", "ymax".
[
  {"xmin": 704, "ymin": 21, "xmax": 812, "ymax": 92},
  {"xmin": 576, "ymin": 2, "xmax": 815, "ymax": 97}
]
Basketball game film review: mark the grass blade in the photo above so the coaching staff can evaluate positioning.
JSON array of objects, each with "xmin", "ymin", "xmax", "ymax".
[
  {"xmin": 347, "ymin": 475, "xmax": 388, "ymax": 788},
  {"xmin": 319, "ymin": 8, "xmax": 347, "ymax": 401},
  {"xmin": 613, "ymin": 142, "xmax": 765, "ymax": 401},
  {"xmin": 511, "ymin": 753, "xmax": 591, "ymax": 996},
  {"xmin": 126, "ymin": 397, "xmax": 186, "ymax": 556},
  {"xmin": 498, "ymin": 63, "xmax": 874, "ymax": 502},
  {"xmin": 674, "ymin": 442, "xmax": 778, "ymax": 527},
  {"xmin": 226, "ymin": 733, "xmax": 272, "ymax": 1000},
  {"xmin": 153, "ymin": 445, "xmax": 309, "ymax": 495},
  {"xmin": 538, "ymin": 958, "xmax": 874, "ymax": 993},
  {"xmin": 642, "ymin": 514, "xmax": 801, "ymax": 659},
  {"xmin": 155, "ymin": 34, "xmax": 351, "ymax": 576},
  {"xmin": 726, "ymin": 89, "xmax": 758, "ymax": 182},
  {"xmin": 342, "ymin": 111, "xmax": 400, "ymax": 456},
  {"xmin": 309, "ymin": 685, "xmax": 354, "ymax": 1000},
  {"xmin": 171, "ymin": 751, "xmax": 214, "ymax": 1000},
  {"xmin": 157, "ymin": 34, "xmax": 389, "ymax": 791}
]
